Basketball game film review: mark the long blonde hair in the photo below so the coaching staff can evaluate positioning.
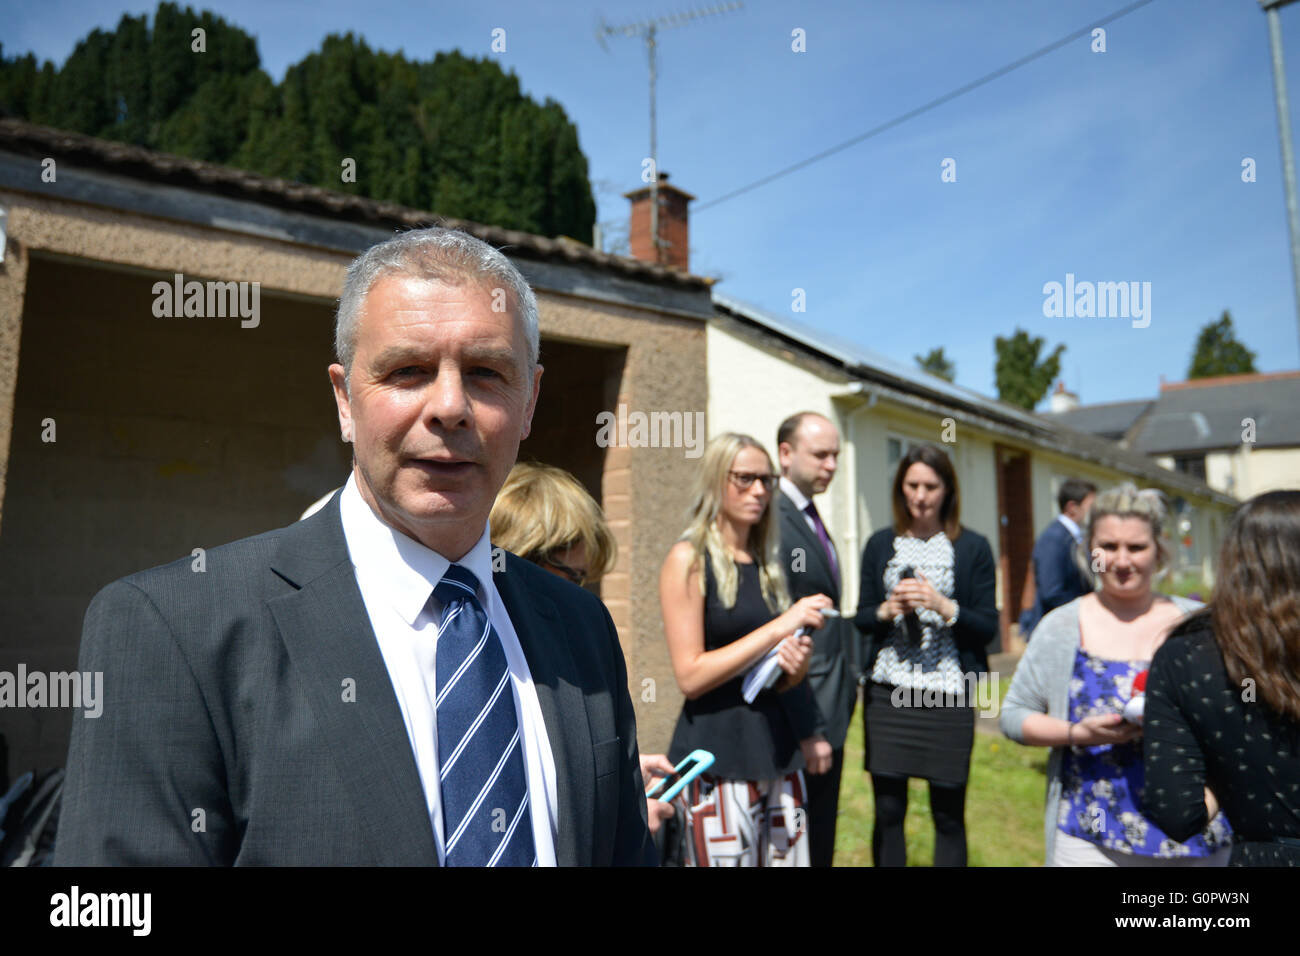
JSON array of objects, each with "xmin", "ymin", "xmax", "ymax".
[{"xmin": 679, "ymin": 433, "xmax": 790, "ymax": 613}]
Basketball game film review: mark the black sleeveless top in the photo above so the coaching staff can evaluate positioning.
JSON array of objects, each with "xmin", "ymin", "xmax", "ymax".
[{"xmin": 667, "ymin": 557, "xmax": 810, "ymax": 780}]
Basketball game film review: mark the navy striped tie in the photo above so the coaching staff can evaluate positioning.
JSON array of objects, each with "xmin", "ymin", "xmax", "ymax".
[{"xmin": 433, "ymin": 563, "xmax": 536, "ymax": 867}]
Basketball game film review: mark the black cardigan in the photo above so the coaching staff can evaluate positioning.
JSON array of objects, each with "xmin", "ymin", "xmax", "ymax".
[{"xmin": 852, "ymin": 526, "xmax": 999, "ymax": 677}]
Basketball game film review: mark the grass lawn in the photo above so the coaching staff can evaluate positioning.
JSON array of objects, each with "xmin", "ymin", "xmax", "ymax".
[{"xmin": 832, "ymin": 683, "xmax": 1051, "ymax": 866}]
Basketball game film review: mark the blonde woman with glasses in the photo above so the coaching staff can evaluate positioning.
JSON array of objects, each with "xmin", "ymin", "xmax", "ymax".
[{"xmin": 659, "ymin": 433, "xmax": 832, "ymax": 866}]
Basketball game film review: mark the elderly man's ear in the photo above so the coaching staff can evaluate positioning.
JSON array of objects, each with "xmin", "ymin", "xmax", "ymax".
[
  {"xmin": 521, "ymin": 364, "xmax": 543, "ymax": 441},
  {"xmin": 328, "ymin": 363, "xmax": 354, "ymax": 443}
]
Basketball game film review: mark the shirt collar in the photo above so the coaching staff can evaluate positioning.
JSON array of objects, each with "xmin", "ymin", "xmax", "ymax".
[
  {"xmin": 338, "ymin": 472, "xmax": 495, "ymax": 626},
  {"xmin": 1057, "ymin": 512, "xmax": 1083, "ymax": 542},
  {"xmin": 779, "ymin": 475, "xmax": 813, "ymax": 512}
]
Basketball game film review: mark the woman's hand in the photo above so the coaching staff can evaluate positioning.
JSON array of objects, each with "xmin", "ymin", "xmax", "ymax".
[
  {"xmin": 773, "ymin": 594, "xmax": 831, "ymax": 641},
  {"xmin": 776, "ymin": 632, "xmax": 813, "ymax": 678},
  {"xmin": 800, "ymin": 734, "xmax": 833, "ymax": 775},
  {"xmin": 1071, "ymin": 713, "xmax": 1142, "ymax": 747},
  {"xmin": 876, "ymin": 591, "xmax": 906, "ymax": 621},
  {"xmin": 892, "ymin": 572, "xmax": 956, "ymax": 620}
]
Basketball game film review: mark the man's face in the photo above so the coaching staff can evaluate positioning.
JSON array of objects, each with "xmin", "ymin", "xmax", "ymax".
[
  {"xmin": 779, "ymin": 416, "xmax": 840, "ymax": 498},
  {"xmin": 329, "ymin": 274, "xmax": 542, "ymax": 559}
]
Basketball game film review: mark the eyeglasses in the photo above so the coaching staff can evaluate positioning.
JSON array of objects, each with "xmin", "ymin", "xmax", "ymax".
[
  {"xmin": 541, "ymin": 554, "xmax": 589, "ymax": 587},
  {"xmin": 728, "ymin": 471, "xmax": 777, "ymax": 492}
]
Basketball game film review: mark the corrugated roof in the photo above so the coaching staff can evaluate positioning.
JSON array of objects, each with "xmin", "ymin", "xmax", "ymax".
[
  {"xmin": 0, "ymin": 118, "xmax": 711, "ymax": 290},
  {"xmin": 713, "ymin": 292, "xmax": 1054, "ymax": 432},
  {"xmin": 712, "ymin": 292, "xmax": 1238, "ymax": 507}
]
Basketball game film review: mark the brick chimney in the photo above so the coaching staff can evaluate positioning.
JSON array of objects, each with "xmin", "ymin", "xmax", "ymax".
[
  {"xmin": 624, "ymin": 172, "xmax": 694, "ymax": 270},
  {"xmin": 1049, "ymin": 380, "xmax": 1079, "ymax": 413}
]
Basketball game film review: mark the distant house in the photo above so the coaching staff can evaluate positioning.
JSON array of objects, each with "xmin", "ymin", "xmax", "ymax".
[
  {"xmin": 1044, "ymin": 372, "xmax": 1300, "ymax": 499},
  {"xmin": 708, "ymin": 296, "xmax": 1238, "ymax": 654}
]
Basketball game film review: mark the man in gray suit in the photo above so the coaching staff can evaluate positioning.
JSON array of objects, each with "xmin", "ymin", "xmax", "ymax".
[
  {"xmin": 55, "ymin": 227, "xmax": 655, "ymax": 866},
  {"xmin": 776, "ymin": 411, "xmax": 857, "ymax": 867}
]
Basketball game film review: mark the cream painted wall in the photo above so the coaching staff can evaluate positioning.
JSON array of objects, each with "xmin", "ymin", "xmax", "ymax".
[
  {"xmin": 709, "ymin": 324, "xmax": 1007, "ymax": 614},
  {"xmin": 707, "ymin": 323, "xmax": 860, "ymax": 598},
  {"xmin": 1210, "ymin": 446, "xmax": 1300, "ymax": 498},
  {"xmin": 1032, "ymin": 449, "xmax": 1227, "ymax": 585}
]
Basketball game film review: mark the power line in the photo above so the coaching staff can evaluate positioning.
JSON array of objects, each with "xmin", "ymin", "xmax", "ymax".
[{"xmin": 694, "ymin": 0, "xmax": 1160, "ymax": 213}]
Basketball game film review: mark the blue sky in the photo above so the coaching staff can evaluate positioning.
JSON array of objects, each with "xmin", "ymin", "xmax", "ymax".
[{"xmin": 9, "ymin": 0, "xmax": 1300, "ymax": 407}]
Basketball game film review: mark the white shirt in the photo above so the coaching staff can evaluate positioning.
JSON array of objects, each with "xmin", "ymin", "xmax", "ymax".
[
  {"xmin": 338, "ymin": 474, "xmax": 559, "ymax": 865},
  {"xmin": 1056, "ymin": 512, "xmax": 1083, "ymax": 544}
]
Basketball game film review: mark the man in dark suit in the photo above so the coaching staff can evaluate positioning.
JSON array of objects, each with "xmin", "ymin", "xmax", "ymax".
[
  {"xmin": 55, "ymin": 227, "xmax": 655, "ymax": 866},
  {"xmin": 775, "ymin": 411, "xmax": 855, "ymax": 867},
  {"xmin": 1018, "ymin": 478, "xmax": 1096, "ymax": 641}
]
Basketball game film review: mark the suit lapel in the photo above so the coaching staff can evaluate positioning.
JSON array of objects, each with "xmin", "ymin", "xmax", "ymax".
[
  {"xmin": 494, "ymin": 556, "xmax": 593, "ymax": 867},
  {"xmin": 268, "ymin": 498, "xmax": 439, "ymax": 866},
  {"xmin": 779, "ymin": 492, "xmax": 840, "ymax": 600}
]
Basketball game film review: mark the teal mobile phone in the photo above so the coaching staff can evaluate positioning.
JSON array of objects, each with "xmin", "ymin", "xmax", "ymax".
[{"xmin": 645, "ymin": 749, "xmax": 715, "ymax": 803}]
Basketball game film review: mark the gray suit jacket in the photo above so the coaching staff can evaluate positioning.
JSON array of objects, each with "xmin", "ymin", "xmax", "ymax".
[
  {"xmin": 777, "ymin": 491, "xmax": 859, "ymax": 749},
  {"xmin": 54, "ymin": 496, "xmax": 655, "ymax": 866}
]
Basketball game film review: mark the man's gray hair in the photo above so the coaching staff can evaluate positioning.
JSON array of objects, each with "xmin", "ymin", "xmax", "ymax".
[{"xmin": 335, "ymin": 227, "xmax": 540, "ymax": 378}]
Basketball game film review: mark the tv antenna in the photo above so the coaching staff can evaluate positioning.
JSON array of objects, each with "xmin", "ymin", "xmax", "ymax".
[{"xmin": 596, "ymin": 2, "xmax": 743, "ymax": 263}]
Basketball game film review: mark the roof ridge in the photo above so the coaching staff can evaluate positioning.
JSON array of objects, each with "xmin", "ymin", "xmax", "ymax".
[
  {"xmin": 0, "ymin": 118, "xmax": 711, "ymax": 289},
  {"xmin": 1161, "ymin": 370, "xmax": 1300, "ymax": 391}
]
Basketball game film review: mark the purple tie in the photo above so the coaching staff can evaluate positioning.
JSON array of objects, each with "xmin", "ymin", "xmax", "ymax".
[{"xmin": 804, "ymin": 501, "xmax": 839, "ymax": 588}]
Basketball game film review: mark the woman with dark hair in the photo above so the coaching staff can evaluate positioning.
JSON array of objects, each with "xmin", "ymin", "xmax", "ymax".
[
  {"xmin": 853, "ymin": 444, "xmax": 998, "ymax": 866},
  {"xmin": 1144, "ymin": 490, "xmax": 1300, "ymax": 866}
]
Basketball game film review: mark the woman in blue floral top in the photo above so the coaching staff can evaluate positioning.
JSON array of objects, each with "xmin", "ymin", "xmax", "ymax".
[{"xmin": 1001, "ymin": 484, "xmax": 1231, "ymax": 866}]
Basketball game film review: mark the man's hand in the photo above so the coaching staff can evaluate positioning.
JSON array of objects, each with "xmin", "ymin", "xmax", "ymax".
[
  {"xmin": 639, "ymin": 753, "xmax": 679, "ymax": 837},
  {"xmin": 800, "ymin": 734, "xmax": 833, "ymax": 775},
  {"xmin": 639, "ymin": 753, "xmax": 676, "ymax": 783},
  {"xmin": 646, "ymin": 798, "xmax": 675, "ymax": 836}
]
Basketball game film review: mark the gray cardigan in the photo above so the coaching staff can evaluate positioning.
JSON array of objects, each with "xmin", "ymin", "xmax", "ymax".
[{"xmin": 999, "ymin": 594, "xmax": 1202, "ymax": 864}]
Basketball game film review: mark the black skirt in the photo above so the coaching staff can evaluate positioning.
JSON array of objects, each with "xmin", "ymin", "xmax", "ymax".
[{"xmin": 863, "ymin": 681, "xmax": 974, "ymax": 786}]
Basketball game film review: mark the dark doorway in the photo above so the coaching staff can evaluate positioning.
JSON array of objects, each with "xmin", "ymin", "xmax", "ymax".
[{"xmin": 994, "ymin": 444, "xmax": 1033, "ymax": 653}]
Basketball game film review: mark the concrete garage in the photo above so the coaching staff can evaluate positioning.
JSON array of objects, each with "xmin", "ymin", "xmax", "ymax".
[{"xmin": 0, "ymin": 119, "xmax": 712, "ymax": 778}]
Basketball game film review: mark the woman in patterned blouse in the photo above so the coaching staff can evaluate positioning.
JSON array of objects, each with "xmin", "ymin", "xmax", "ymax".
[
  {"xmin": 1001, "ymin": 484, "xmax": 1231, "ymax": 866},
  {"xmin": 853, "ymin": 444, "xmax": 998, "ymax": 866}
]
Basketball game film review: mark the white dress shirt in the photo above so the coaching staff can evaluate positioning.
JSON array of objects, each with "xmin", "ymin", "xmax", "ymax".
[
  {"xmin": 1056, "ymin": 512, "xmax": 1083, "ymax": 544},
  {"xmin": 338, "ymin": 473, "xmax": 558, "ymax": 865}
]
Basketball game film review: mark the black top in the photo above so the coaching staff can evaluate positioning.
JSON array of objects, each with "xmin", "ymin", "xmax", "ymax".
[
  {"xmin": 852, "ymin": 526, "xmax": 999, "ymax": 678},
  {"xmin": 1144, "ymin": 614, "xmax": 1300, "ymax": 866},
  {"xmin": 668, "ymin": 557, "xmax": 819, "ymax": 780}
]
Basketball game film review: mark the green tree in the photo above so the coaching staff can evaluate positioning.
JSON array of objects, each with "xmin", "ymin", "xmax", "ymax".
[
  {"xmin": 1188, "ymin": 310, "xmax": 1257, "ymax": 379},
  {"xmin": 915, "ymin": 347, "xmax": 956, "ymax": 382},
  {"xmin": 0, "ymin": 6, "xmax": 596, "ymax": 241},
  {"xmin": 995, "ymin": 329, "xmax": 1065, "ymax": 410}
]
